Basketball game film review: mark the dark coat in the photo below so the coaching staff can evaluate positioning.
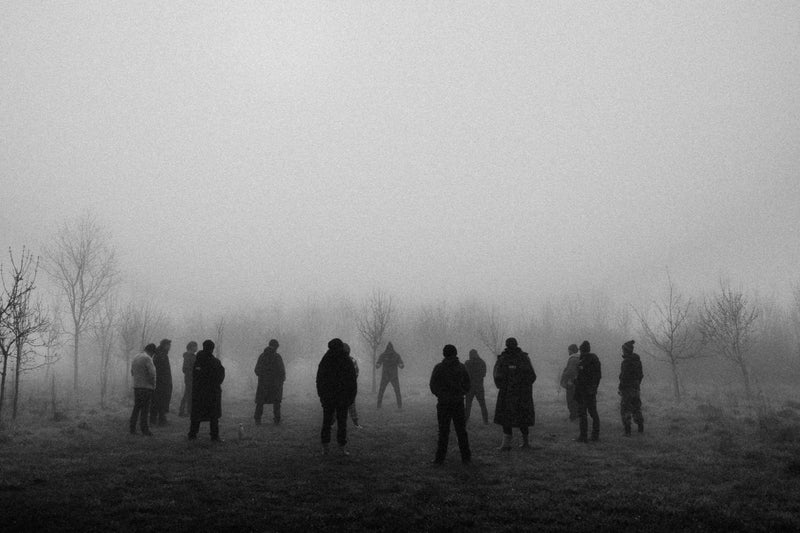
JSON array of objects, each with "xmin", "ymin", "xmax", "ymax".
[
  {"xmin": 152, "ymin": 349, "xmax": 173, "ymax": 412},
  {"xmin": 376, "ymin": 343, "xmax": 404, "ymax": 380},
  {"xmin": 430, "ymin": 356, "xmax": 471, "ymax": 405},
  {"xmin": 619, "ymin": 352, "xmax": 643, "ymax": 392},
  {"xmin": 574, "ymin": 352, "xmax": 601, "ymax": 403},
  {"xmin": 190, "ymin": 350, "xmax": 225, "ymax": 421},
  {"xmin": 493, "ymin": 347, "xmax": 536, "ymax": 427},
  {"xmin": 182, "ymin": 351, "xmax": 196, "ymax": 388},
  {"xmin": 316, "ymin": 347, "xmax": 357, "ymax": 408},
  {"xmin": 464, "ymin": 356, "xmax": 487, "ymax": 392},
  {"xmin": 254, "ymin": 347, "xmax": 286, "ymax": 404}
]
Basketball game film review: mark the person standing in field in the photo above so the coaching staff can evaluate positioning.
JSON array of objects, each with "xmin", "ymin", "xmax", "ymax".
[
  {"xmin": 574, "ymin": 340, "xmax": 602, "ymax": 443},
  {"xmin": 150, "ymin": 338, "xmax": 173, "ymax": 426},
  {"xmin": 429, "ymin": 344, "xmax": 472, "ymax": 465},
  {"xmin": 344, "ymin": 342, "xmax": 363, "ymax": 429},
  {"xmin": 254, "ymin": 339, "xmax": 286, "ymax": 426},
  {"xmin": 464, "ymin": 348, "xmax": 489, "ymax": 424},
  {"xmin": 376, "ymin": 342, "xmax": 404, "ymax": 409},
  {"xmin": 559, "ymin": 344, "xmax": 581, "ymax": 422},
  {"xmin": 188, "ymin": 339, "xmax": 226, "ymax": 442},
  {"xmin": 493, "ymin": 337, "xmax": 537, "ymax": 450},
  {"xmin": 129, "ymin": 343, "xmax": 157, "ymax": 436},
  {"xmin": 618, "ymin": 340, "xmax": 644, "ymax": 436},
  {"xmin": 178, "ymin": 341, "xmax": 198, "ymax": 418},
  {"xmin": 316, "ymin": 338, "xmax": 358, "ymax": 455}
]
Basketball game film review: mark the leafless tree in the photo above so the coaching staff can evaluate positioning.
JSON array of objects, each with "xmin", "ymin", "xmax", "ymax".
[
  {"xmin": 91, "ymin": 296, "xmax": 119, "ymax": 408},
  {"xmin": 45, "ymin": 213, "xmax": 120, "ymax": 394},
  {"xmin": 477, "ymin": 306, "xmax": 505, "ymax": 357},
  {"xmin": 417, "ymin": 300, "xmax": 453, "ymax": 359},
  {"xmin": 117, "ymin": 300, "xmax": 169, "ymax": 390},
  {"xmin": 635, "ymin": 274, "xmax": 706, "ymax": 402},
  {"xmin": 699, "ymin": 280, "xmax": 760, "ymax": 401},
  {"xmin": 215, "ymin": 316, "xmax": 226, "ymax": 360},
  {"xmin": 356, "ymin": 290, "xmax": 394, "ymax": 393}
]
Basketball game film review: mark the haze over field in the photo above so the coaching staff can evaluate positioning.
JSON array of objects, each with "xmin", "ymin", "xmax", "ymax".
[{"xmin": 2, "ymin": 2, "xmax": 799, "ymax": 311}]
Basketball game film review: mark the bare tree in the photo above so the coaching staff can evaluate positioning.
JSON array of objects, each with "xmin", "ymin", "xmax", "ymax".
[
  {"xmin": 635, "ymin": 274, "xmax": 706, "ymax": 402},
  {"xmin": 477, "ymin": 306, "xmax": 505, "ymax": 357},
  {"xmin": 417, "ymin": 300, "xmax": 453, "ymax": 359},
  {"xmin": 699, "ymin": 280, "xmax": 760, "ymax": 401},
  {"xmin": 45, "ymin": 213, "xmax": 120, "ymax": 393},
  {"xmin": 91, "ymin": 296, "xmax": 119, "ymax": 408},
  {"xmin": 356, "ymin": 290, "xmax": 394, "ymax": 393},
  {"xmin": 215, "ymin": 316, "xmax": 226, "ymax": 360}
]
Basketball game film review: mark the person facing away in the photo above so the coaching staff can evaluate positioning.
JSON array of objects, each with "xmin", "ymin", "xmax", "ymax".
[
  {"xmin": 429, "ymin": 344, "xmax": 472, "ymax": 465},
  {"xmin": 493, "ymin": 337, "xmax": 537, "ymax": 450},
  {"xmin": 129, "ymin": 343, "xmax": 157, "ymax": 436},
  {"xmin": 178, "ymin": 341, "xmax": 198, "ymax": 418},
  {"xmin": 464, "ymin": 348, "xmax": 489, "ymax": 424},
  {"xmin": 574, "ymin": 340, "xmax": 602, "ymax": 443},
  {"xmin": 559, "ymin": 344, "xmax": 581, "ymax": 422},
  {"xmin": 618, "ymin": 340, "xmax": 644, "ymax": 436},
  {"xmin": 316, "ymin": 338, "xmax": 358, "ymax": 455},
  {"xmin": 343, "ymin": 342, "xmax": 363, "ymax": 429},
  {"xmin": 376, "ymin": 342, "xmax": 404, "ymax": 409},
  {"xmin": 254, "ymin": 339, "xmax": 286, "ymax": 425},
  {"xmin": 188, "ymin": 339, "xmax": 226, "ymax": 441},
  {"xmin": 150, "ymin": 338, "xmax": 173, "ymax": 426}
]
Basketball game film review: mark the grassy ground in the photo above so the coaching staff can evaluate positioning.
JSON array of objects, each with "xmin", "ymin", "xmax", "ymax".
[{"xmin": 2, "ymin": 390, "xmax": 800, "ymax": 532}]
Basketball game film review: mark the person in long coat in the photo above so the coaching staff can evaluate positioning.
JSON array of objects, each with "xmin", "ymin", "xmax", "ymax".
[
  {"xmin": 618, "ymin": 340, "xmax": 644, "ymax": 436},
  {"xmin": 254, "ymin": 339, "xmax": 286, "ymax": 425},
  {"xmin": 493, "ymin": 337, "xmax": 536, "ymax": 450},
  {"xmin": 178, "ymin": 341, "xmax": 198, "ymax": 417},
  {"xmin": 464, "ymin": 348, "xmax": 489, "ymax": 424},
  {"xmin": 376, "ymin": 342, "xmax": 404, "ymax": 409},
  {"xmin": 430, "ymin": 344, "xmax": 471, "ymax": 464},
  {"xmin": 559, "ymin": 344, "xmax": 581, "ymax": 421},
  {"xmin": 316, "ymin": 338, "xmax": 357, "ymax": 455},
  {"xmin": 574, "ymin": 340, "xmax": 602, "ymax": 443},
  {"xmin": 150, "ymin": 338, "xmax": 173, "ymax": 426},
  {"xmin": 188, "ymin": 339, "xmax": 225, "ymax": 441}
]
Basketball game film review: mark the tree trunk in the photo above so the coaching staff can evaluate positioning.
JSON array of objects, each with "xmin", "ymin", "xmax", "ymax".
[
  {"xmin": 73, "ymin": 329, "xmax": 80, "ymax": 394},
  {"xmin": 12, "ymin": 344, "xmax": 22, "ymax": 419},
  {"xmin": 371, "ymin": 346, "xmax": 377, "ymax": 393},
  {"xmin": 0, "ymin": 351, "xmax": 9, "ymax": 420},
  {"xmin": 739, "ymin": 360, "xmax": 752, "ymax": 402},
  {"xmin": 670, "ymin": 360, "xmax": 681, "ymax": 402}
]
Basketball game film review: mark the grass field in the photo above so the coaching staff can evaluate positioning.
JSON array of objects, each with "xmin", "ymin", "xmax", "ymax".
[{"xmin": 2, "ymin": 388, "xmax": 800, "ymax": 532}]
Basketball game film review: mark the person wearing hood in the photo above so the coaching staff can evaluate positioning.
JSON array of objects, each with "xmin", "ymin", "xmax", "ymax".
[
  {"xmin": 464, "ymin": 348, "xmax": 489, "ymax": 424},
  {"xmin": 188, "ymin": 339, "xmax": 225, "ymax": 441},
  {"xmin": 429, "ymin": 344, "xmax": 471, "ymax": 464},
  {"xmin": 559, "ymin": 344, "xmax": 581, "ymax": 421},
  {"xmin": 618, "ymin": 340, "xmax": 644, "ymax": 436},
  {"xmin": 574, "ymin": 340, "xmax": 601, "ymax": 443},
  {"xmin": 178, "ymin": 341, "xmax": 198, "ymax": 418},
  {"xmin": 376, "ymin": 342, "xmax": 404, "ymax": 409},
  {"xmin": 493, "ymin": 337, "xmax": 537, "ymax": 450},
  {"xmin": 254, "ymin": 339, "xmax": 286, "ymax": 425},
  {"xmin": 316, "ymin": 338, "xmax": 358, "ymax": 455},
  {"xmin": 150, "ymin": 338, "xmax": 173, "ymax": 426}
]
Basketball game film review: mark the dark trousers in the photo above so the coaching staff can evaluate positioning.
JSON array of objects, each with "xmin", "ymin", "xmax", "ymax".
[
  {"xmin": 348, "ymin": 401, "xmax": 359, "ymax": 424},
  {"xmin": 465, "ymin": 388, "xmax": 488, "ymax": 423},
  {"xmin": 178, "ymin": 379, "xmax": 191, "ymax": 416},
  {"xmin": 150, "ymin": 392, "xmax": 168, "ymax": 425},
  {"xmin": 130, "ymin": 388, "xmax": 152, "ymax": 433},
  {"xmin": 436, "ymin": 401, "xmax": 470, "ymax": 463},
  {"xmin": 566, "ymin": 385, "xmax": 579, "ymax": 421},
  {"xmin": 377, "ymin": 375, "xmax": 402, "ymax": 408},
  {"xmin": 254, "ymin": 401, "xmax": 281, "ymax": 423},
  {"xmin": 188, "ymin": 417, "xmax": 220, "ymax": 440},
  {"xmin": 321, "ymin": 404, "xmax": 349, "ymax": 446},
  {"xmin": 578, "ymin": 394, "xmax": 600, "ymax": 440},
  {"xmin": 620, "ymin": 390, "xmax": 644, "ymax": 431}
]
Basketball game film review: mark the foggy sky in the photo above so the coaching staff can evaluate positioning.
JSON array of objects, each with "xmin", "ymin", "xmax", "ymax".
[{"xmin": 2, "ymin": 2, "xmax": 799, "ymax": 311}]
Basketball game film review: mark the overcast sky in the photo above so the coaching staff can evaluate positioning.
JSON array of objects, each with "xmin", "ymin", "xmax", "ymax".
[{"xmin": 2, "ymin": 1, "xmax": 798, "ymax": 311}]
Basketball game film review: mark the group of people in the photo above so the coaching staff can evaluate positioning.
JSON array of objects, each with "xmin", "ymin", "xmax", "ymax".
[{"xmin": 128, "ymin": 334, "xmax": 646, "ymax": 464}]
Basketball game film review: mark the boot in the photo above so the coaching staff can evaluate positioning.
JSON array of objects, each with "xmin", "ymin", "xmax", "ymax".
[
  {"xmin": 498, "ymin": 434, "xmax": 512, "ymax": 451},
  {"xmin": 519, "ymin": 433, "xmax": 530, "ymax": 449},
  {"xmin": 339, "ymin": 444, "xmax": 350, "ymax": 456}
]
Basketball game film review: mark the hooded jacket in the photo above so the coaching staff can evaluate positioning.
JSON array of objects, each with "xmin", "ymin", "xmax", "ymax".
[
  {"xmin": 619, "ymin": 352, "xmax": 643, "ymax": 392},
  {"xmin": 430, "ymin": 355, "xmax": 471, "ymax": 404}
]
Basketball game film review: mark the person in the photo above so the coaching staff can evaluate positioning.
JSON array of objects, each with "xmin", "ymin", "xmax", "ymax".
[
  {"xmin": 376, "ymin": 342, "xmax": 404, "ymax": 409},
  {"xmin": 429, "ymin": 344, "xmax": 472, "ymax": 464},
  {"xmin": 574, "ymin": 340, "xmax": 602, "ymax": 443},
  {"xmin": 188, "ymin": 339, "xmax": 226, "ymax": 441},
  {"xmin": 316, "ymin": 338, "xmax": 357, "ymax": 455},
  {"xmin": 344, "ymin": 343, "xmax": 363, "ymax": 429},
  {"xmin": 129, "ymin": 343, "xmax": 157, "ymax": 436},
  {"xmin": 150, "ymin": 338, "xmax": 173, "ymax": 426},
  {"xmin": 178, "ymin": 341, "xmax": 198, "ymax": 417},
  {"xmin": 618, "ymin": 340, "xmax": 644, "ymax": 436},
  {"xmin": 559, "ymin": 344, "xmax": 581, "ymax": 421},
  {"xmin": 493, "ymin": 337, "xmax": 537, "ymax": 450},
  {"xmin": 254, "ymin": 339, "xmax": 286, "ymax": 425},
  {"xmin": 464, "ymin": 348, "xmax": 489, "ymax": 424}
]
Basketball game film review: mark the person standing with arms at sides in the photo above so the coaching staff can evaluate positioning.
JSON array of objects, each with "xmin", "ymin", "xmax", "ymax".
[
  {"xmin": 178, "ymin": 341, "xmax": 198, "ymax": 418},
  {"xmin": 574, "ymin": 340, "xmax": 602, "ymax": 443},
  {"xmin": 464, "ymin": 349, "xmax": 489, "ymax": 424},
  {"xmin": 130, "ymin": 343, "xmax": 157, "ymax": 436},
  {"xmin": 344, "ymin": 342, "xmax": 363, "ymax": 429},
  {"xmin": 316, "ymin": 338, "xmax": 357, "ymax": 456},
  {"xmin": 559, "ymin": 344, "xmax": 580, "ymax": 422},
  {"xmin": 493, "ymin": 337, "xmax": 537, "ymax": 450},
  {"xmin": 188, "ymin": 340, "xmax": 226, "ymax": 442},
  {"xmin": 150, "ymin": 338, "xmax": 173, "ymax": 426},
  {"xmin": 254, "ymin": 339, "xmax": 286, "ymax": 425},
  {"xmin": 376, "ymin": 342, "xmax": 404, "ymax": 409},
  {"xmin": 430, "ymin": 344, "xmax": 472, "ymax": 465},
  {"xmin": 618, "ymin": 340, "xmax": 644, "ymax": 436}
]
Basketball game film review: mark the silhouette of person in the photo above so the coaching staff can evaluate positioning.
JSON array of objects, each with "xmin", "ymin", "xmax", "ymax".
[
  {"xmin": 344, "ymin": 343, "xmax": 363, "ymax": 429},
  {"xmin": 464, "ymin": 348, "xmax": 489, "ymax": 424},
  {"xmin": 178, "ymin": 341, "xmax": 197, "ymax": 417},
  {"xmin": 316, "ymin": 338, "xmax": 357, "ymax": 455},
  {"xmin": 559, "ymin": 344, "xmax": 580, "ymax": 421},
  {"xmin": 574, "ymin": 340, "xmax": 601, "ymax": 443},
  {"xmin": 129, "ymin": 343, "xmax": 156, "ymax": 436},
  {"xmin": 376, "ymin": 342, "xmax": 404, "ymax": 409},
  {"xmin": 618, "ymin": 340, "xmax": 644, "ymax": 436},
  {"xmin": 188, "ymin": 339, "xmax": 225, "ymax": 441},
  {"xmin": 254, "ymin": 339, "xmax": 286, "ymax": 425},
  {"xmin": 150, "ymin": 338, "xmax": 173, "ymax": 426},
  {"xmin": 430, "ymin": 344, "xmax": 471, "ymax": 464},
  {"xmin": 493, "ymin": 337, "xmax": 537, "ymax": 450}
]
